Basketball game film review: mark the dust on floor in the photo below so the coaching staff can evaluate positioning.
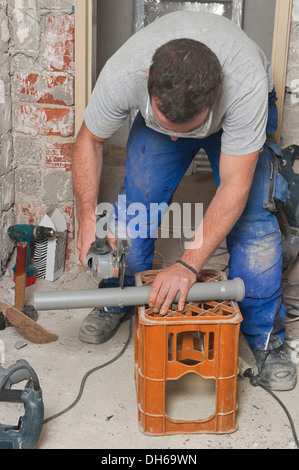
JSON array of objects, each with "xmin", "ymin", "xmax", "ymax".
[
  {"xmin": 1, "ymin": 160, "xmax": 298, "ymax": 450},
  {"xmin": 0, "ymin": 259, "xmax": 298, "ymax": 450}
]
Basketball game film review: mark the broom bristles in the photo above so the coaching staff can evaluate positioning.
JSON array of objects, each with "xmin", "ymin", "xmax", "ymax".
[{"xmin": 0, "ymin": 302, "xmax": 58, "ymax": 344}]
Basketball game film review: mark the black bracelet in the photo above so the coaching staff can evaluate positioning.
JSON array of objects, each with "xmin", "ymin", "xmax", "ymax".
[{"xmin": 176, "ymin": 259, "xmax": 199, "ymax": 278}]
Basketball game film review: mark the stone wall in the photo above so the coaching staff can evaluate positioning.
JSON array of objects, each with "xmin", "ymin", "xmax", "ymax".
[
  {"xmin": 281, "ymin": 0, "xmax": 299, "ymax": 165},
  {"xmin": 0, "ymin": 1, "xmax": 298, "ymax": 278},
  {"xmin": 0, "ymin": 0, "xmax": 13, "ymax": 276},
  {"xmin": 0, "ymin": 0, "xmax": 76, "ymax": 275}
]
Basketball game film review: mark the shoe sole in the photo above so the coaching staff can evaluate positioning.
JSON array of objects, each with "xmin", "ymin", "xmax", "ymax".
[
  {"xmin": 79, "ymin": 323, "xmax": 120, "ymax": 344},
  {"xmin": 258, "ymin": 371, "xmax": 297, "ymax": 391},
  {"xmin": 79, "ymin": 307, "xmax": 135, "ymax": 345}
]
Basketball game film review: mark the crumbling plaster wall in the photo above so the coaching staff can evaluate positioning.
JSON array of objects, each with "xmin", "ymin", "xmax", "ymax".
[
  {"xmin": 0, "ymin": 0, "xmax": 14, "ymax": 276},
  {"xmin": 0, "ymin": 1, "xmax": 298, "ymax": 279},
  {"xmin": 282, "ymin": 0, "xmax": 299, "ymax": 162},
  {"xmin": 0, "ymin": 0, "xmax": 76, "ymax": 277}
]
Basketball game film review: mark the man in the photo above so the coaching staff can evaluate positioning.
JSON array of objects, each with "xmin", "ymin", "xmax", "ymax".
[{"xmin": 72, "ymin": 12, "xmax": 296, "ymax": 390}]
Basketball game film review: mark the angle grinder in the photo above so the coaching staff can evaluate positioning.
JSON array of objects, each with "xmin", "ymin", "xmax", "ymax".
[{"xmin": 85, "ymin": 211, "xmax": 129, "ymax": 289}]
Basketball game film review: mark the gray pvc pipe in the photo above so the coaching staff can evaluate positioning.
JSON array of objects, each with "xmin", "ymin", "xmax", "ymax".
[{"xmin": 33, "ymin": 278, "xmax": 245, "ymax": 311}]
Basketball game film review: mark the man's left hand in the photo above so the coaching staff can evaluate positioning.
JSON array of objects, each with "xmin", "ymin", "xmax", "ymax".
[{"xmin": 148, "ymin": 263, "xmax": 197, "ymax": 315}]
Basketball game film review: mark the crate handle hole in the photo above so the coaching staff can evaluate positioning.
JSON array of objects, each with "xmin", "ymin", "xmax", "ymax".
[{"xmin": 165, "ymin": 373, "xmax": 216, "ymax": 421}]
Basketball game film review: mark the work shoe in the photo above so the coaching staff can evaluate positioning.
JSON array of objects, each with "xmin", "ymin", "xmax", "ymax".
[
  {"xmin": 79, "ymin": 306, "xmax": 135, "ymax": 344},
  {"xmin": 252, "ymin": 343, "xmax": 297, "ymax": 391}
]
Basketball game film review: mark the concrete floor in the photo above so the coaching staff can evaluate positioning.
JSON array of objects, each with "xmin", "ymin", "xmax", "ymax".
[{"xmin": 1, "ymin": 154, "xmax": 299, "ymax": 450}]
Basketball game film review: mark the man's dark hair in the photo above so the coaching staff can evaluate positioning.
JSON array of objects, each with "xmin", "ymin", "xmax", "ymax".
[{"xmin": 148, "ymin": 38, "xmax": 222, "ymax": 124}]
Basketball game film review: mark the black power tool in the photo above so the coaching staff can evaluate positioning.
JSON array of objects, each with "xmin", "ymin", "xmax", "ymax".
[
  {"xmin": 8, "ymin": 225, "xmax": 55, "ymax": 286},
  {"xmin": 280, "ymin": 145, "xmax": 299, "ymax": 271},
  {"xmin": 0, "ymin": 360, "xmax": 44, "ymax": 449}
]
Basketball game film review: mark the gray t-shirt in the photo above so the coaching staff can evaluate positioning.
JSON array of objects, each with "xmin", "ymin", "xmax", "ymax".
[{"xmin": 84, "ymin": 11, "xmax": 273, "ymax": 156}]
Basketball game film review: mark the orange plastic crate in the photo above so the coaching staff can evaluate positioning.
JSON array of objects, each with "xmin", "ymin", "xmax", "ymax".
[{"xmin": 134, "ymin": 269, "xmax": 243, "ymax": 436}]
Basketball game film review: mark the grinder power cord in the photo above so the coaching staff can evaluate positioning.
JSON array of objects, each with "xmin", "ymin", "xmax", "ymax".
[{"xmin": 40, "ymin": 320, "xmax": 299, "ymax": 450}]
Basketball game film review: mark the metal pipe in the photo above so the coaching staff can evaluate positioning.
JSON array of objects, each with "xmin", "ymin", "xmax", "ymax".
[{"xmin": 33, "ymin": 278, "xmax": 245, "ymax": 311}]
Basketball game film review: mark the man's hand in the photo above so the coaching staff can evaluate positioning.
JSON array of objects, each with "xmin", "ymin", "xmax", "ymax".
[
  {"xmin": 77, "ymin": 220, "xmax": 118, "ymax": 268},
  {"xmin": 148, "ymin": 263, "xmax": 197, "ymax": 315},
  {"xmin": 76, "ymin": 216, "xmax": 96, "ymax": 268},
  {"xmin": 107, "ymin": 232, "xmax": 117, "ymax": 252},
  {"xmin": 72, "ymin": 122, "xmax": 107, "ymax": 268}
]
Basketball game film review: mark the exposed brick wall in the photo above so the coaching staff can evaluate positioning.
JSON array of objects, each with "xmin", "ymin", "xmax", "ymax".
[
  {"xmin": 0, "ymin": 1, "xmax": 298, "ymax": 279},
  {"xmin": 11, "ymin": 0, "xmax": 76, "ymax": 273},
  {"xmin": 0, "ymin": 0, "xmax": 14, "ymax": 276}
]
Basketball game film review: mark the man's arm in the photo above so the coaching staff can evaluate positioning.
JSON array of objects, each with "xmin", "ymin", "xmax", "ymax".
[
  {"xmin": 72, "ymin": 122, "xmax": 107, "ymax": 267},
  {"xmin": 148, "ymin": 150, "xmax": 259, "ymax": 314}
]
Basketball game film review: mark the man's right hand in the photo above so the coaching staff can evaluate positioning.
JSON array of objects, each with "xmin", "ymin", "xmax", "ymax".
[
  {"xmin": 76, "ymin": 216, "xmax": 97, "ymax": 268},
  {"xmin": 107, "ymin": 231, "xmax": 117, "ymax": 252},
  {"xmin": 76, "ymin": 217, "xmax": 118, "ymax": 268},
  {"xmin": 72, "ymin": 122, "xmax": 108, "ymax": 268}
]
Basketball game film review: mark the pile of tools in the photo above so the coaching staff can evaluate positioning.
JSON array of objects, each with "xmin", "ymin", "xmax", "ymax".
[{"xmin": 0, "ymin": 225, "xmax": 58, "ymax": 344}]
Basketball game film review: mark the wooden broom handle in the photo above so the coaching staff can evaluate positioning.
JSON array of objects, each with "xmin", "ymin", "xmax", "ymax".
[{"xmin": 14, "ymin": 242, "xmax": 28, "ymax": 311}]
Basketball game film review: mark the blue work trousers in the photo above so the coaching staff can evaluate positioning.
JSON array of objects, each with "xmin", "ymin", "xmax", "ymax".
[{"xmin": 106, "ymin": 90, "xmax": 288, "ymax": 352}]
